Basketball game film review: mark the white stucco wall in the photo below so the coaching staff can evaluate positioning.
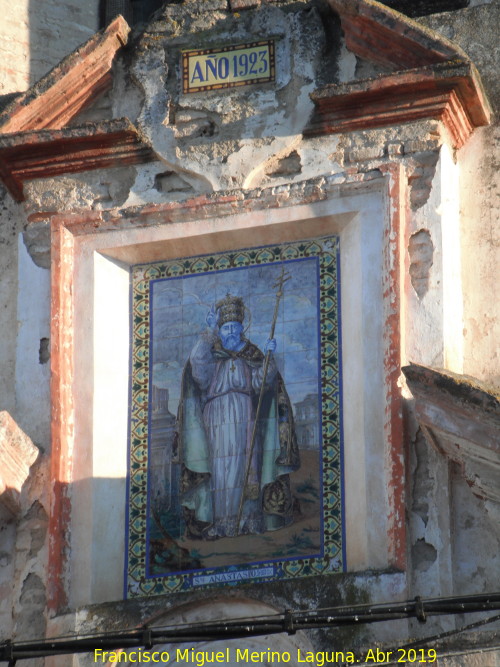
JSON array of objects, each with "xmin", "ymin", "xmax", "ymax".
[{"xmin": 15, "ymin": 235, "xmax": 51, "ymax": 449}]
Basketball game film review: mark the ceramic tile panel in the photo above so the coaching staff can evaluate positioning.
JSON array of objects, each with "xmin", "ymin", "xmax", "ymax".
[{"xmin": 126, "ymin": 235, "xmax": 343, "ymax": 597}]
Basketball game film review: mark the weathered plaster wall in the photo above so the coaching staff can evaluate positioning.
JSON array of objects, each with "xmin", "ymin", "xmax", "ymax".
[
  {"xmin": 0, "ymin": 520, "xmax": 16, "ymax": 639},
  {"xmin": 0, "ymin": 186, "xmax": 22, "ymax": 417},
  {"xmin": 15, "ymin": 237, "xmax": 51, "ymax": 449},
  {"xmin": 28, "ymin": 0, "xmax": 99, "ymax": 85},
  {"xmin": 0, "ymin": 452, "xmax": 50, "ymax": 651},
  {"xmin": 10, "ymin": 459, "xmax": 51, "ymax": 667},
  {"xmin": 402, "ymin": 10, "xmax": 500, "ymax": 651},
  {"xmin": 122, "ymin": 0, "xmax": 342, "ymax": 195},
  {"xmin": 451, "ymin": 468, "xmax": 500, "ymax": 594},
  {"xmin": 418, "ymin": 4, "xmax": 500, "ymax": 386},
  {"xmin": 0, "ymin": 0, "xmax": 30, "ymax": 95}
]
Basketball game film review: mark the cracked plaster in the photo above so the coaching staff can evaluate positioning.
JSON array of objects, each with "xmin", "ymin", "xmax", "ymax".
[
  {"xmin": 125, "ymin": 3, "xmax": 336, "ymax": 192},
  {"xmin": 0, "ymin": 1, "xmax": 499, "ymax": 663}
]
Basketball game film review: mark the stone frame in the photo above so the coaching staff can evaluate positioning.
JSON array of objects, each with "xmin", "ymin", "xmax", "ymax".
[
  {"xmin": 49, "ymin": 165, "xmax": 405, "ymax": 611},
  {"xmin": 126, "ymin": 235, "xmax": 341, "ymax": 597}
]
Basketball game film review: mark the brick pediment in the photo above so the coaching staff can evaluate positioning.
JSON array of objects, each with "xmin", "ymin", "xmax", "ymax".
[
  {"xmin": 0, "ymin": 16, "xmax": 130, "ymax": 134},
  {"xmin": 307, "ymin": 0, "xmax": 491, "ymax": 148},
  {"xmin": 0, "ymin": 0, "xmax": 492, "ymax": 201},
  {"xmin": 328, "ymin": 0, "xmax": 466, "ymax": 70}
]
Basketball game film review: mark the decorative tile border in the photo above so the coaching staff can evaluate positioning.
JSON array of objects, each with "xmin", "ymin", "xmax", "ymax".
[{"xmin": 125, "ymin": 235, "xmax": 344, "ymax": 597}]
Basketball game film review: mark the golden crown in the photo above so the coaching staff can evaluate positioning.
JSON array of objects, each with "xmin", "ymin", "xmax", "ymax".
[{"xmin": 216, "ymin": 294, "xmax": 245, "ymax": 326}]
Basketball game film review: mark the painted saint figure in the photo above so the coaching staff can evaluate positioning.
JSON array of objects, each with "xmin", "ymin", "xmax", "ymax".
[{"xmin": 176, "ymin": 294, "xmax": 300, "ymax": 538}]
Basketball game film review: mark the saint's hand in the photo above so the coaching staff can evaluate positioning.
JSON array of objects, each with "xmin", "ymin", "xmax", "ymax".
[
  {"xmin": 206, "ymin": 305, "xmax": 218, "ymax": 330},
  {"xmin": 264, "ymin": 338, "xmax": 277, "ymax": 354}
]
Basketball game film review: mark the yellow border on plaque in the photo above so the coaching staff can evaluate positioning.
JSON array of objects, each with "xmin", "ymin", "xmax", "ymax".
[{"xmin": 182, "ymin": 40, "xmax": 275, "ymax": 94}]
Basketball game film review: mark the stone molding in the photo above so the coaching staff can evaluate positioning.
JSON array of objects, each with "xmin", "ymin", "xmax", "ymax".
[
  {"xmin": 306, "ymin": 61, "xmax": 491, "ymax": 149},
  {"xmin": 403, "ymin": 363, "xmax": 500, "ymax": 506},
  {"xmin": 0, "ymin": 119, "xmax": 157, "ymax": 202},
  {"xmin": 0, "ymin": 411, "xmax": 39, "ymax": 517},
  {"xmin": 47, "ymin": 166, "xmax": 406, "ymax": 610}
]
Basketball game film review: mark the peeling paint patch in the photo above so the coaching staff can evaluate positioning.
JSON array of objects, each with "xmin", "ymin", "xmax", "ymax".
[
  {"xmin": 408, "ymin": 229, "xmax": 434, "ymax": 299},
  {"xmin": 154, "ymin": 171, "xmax": 195, "ymax": 194},
  {"xmin": 266, "ymin": 150, "xmax": 302, "ymax": 177},
  {"xmin": 413, "ymin": 538, "xmax": 437, "ymax": 572},
  {"xmin": 411, "ymin": 429, "xmax": 433, "ymax": 526},
  {"xmin": 38, "ymin": 338, "xmax": 50, "ymax": 365},
  {"xmin": 407, "ymin": 151, "xmax": 439, "ymax": 209},
  {"xmin": 26, "ymin": 500, "xmax": 48, "ymax": 557},
  {"xmin": 18, "ymin": 573, "xmax": 46, "ymax": 640}
]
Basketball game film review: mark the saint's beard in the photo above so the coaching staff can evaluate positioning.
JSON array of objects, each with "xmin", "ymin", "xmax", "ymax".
[{"xmin": 220, "ymin": 333, "xmax": 241, "ymax": 350}]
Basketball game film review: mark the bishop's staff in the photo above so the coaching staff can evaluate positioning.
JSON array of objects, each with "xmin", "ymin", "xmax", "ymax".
[{"xmin": 236, "ymin": 264, "xmax": 291, "ymax": 531}]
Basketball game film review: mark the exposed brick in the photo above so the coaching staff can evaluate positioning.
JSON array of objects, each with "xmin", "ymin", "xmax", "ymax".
[
  {"xmin": 404, "ymin": 138, "xmax": 441, "ymax": 154},
  {"xmin": 229, "ymin": 0, "xmax": 261, "ymax": 9},
  {"xmin": 347, "ymin": 146, "xmax": 385, "ymax": 163}
]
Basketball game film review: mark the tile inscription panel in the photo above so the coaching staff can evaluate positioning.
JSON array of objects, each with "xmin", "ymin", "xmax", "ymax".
[{"xmin": 182, "ymin": 40, "xmax": 275, "ymax": 93}]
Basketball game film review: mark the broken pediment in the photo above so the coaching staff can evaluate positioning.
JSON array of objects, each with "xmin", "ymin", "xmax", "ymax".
[
  {"xmin": 328, "ymin": 0, "xmax": 466, "ymax": 70},
  {"xmin": 306, "ymin": 0, "xmax": 491, "ymax": 147},
  {"xmin": 0, "ymin": 16, "xmax": 129, "ymax": 133},
  {"xmin": 0, "ymin": 0, "xmax": 492, "ymax": 201},
  {"xmin": 0, "ymin": 16, "xmax": 156, "ymax": 201}
]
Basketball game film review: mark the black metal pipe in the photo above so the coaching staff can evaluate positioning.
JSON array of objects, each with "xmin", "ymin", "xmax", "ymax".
[{"xmin": 2, "ymin": 592, "xmax": 500, "ymax": 662}]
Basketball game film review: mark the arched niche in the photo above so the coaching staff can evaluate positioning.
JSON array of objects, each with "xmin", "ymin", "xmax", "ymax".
[{"xmin": 115, "ymin": 598, "xmax": 315, "ymax": 667}]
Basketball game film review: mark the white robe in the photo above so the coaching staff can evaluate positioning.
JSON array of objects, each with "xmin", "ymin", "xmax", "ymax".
[{"xmin": 190, "ymin": 335, "xmax": 277, "ymax": 536}]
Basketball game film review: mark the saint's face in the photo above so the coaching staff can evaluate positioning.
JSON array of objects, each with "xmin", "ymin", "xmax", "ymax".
[{"xmin": 219, "ymin": 321, "xmax": 243, "ymax": 350}]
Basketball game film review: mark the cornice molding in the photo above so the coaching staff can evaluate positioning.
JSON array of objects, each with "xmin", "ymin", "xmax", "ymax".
[
  {"xmin": 0, "ymin": 118, "xmax": 157, "ymax": 202},
  {"xmin": 305, "ymin": 61, "xmax": 491, "ymax": 149}
]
